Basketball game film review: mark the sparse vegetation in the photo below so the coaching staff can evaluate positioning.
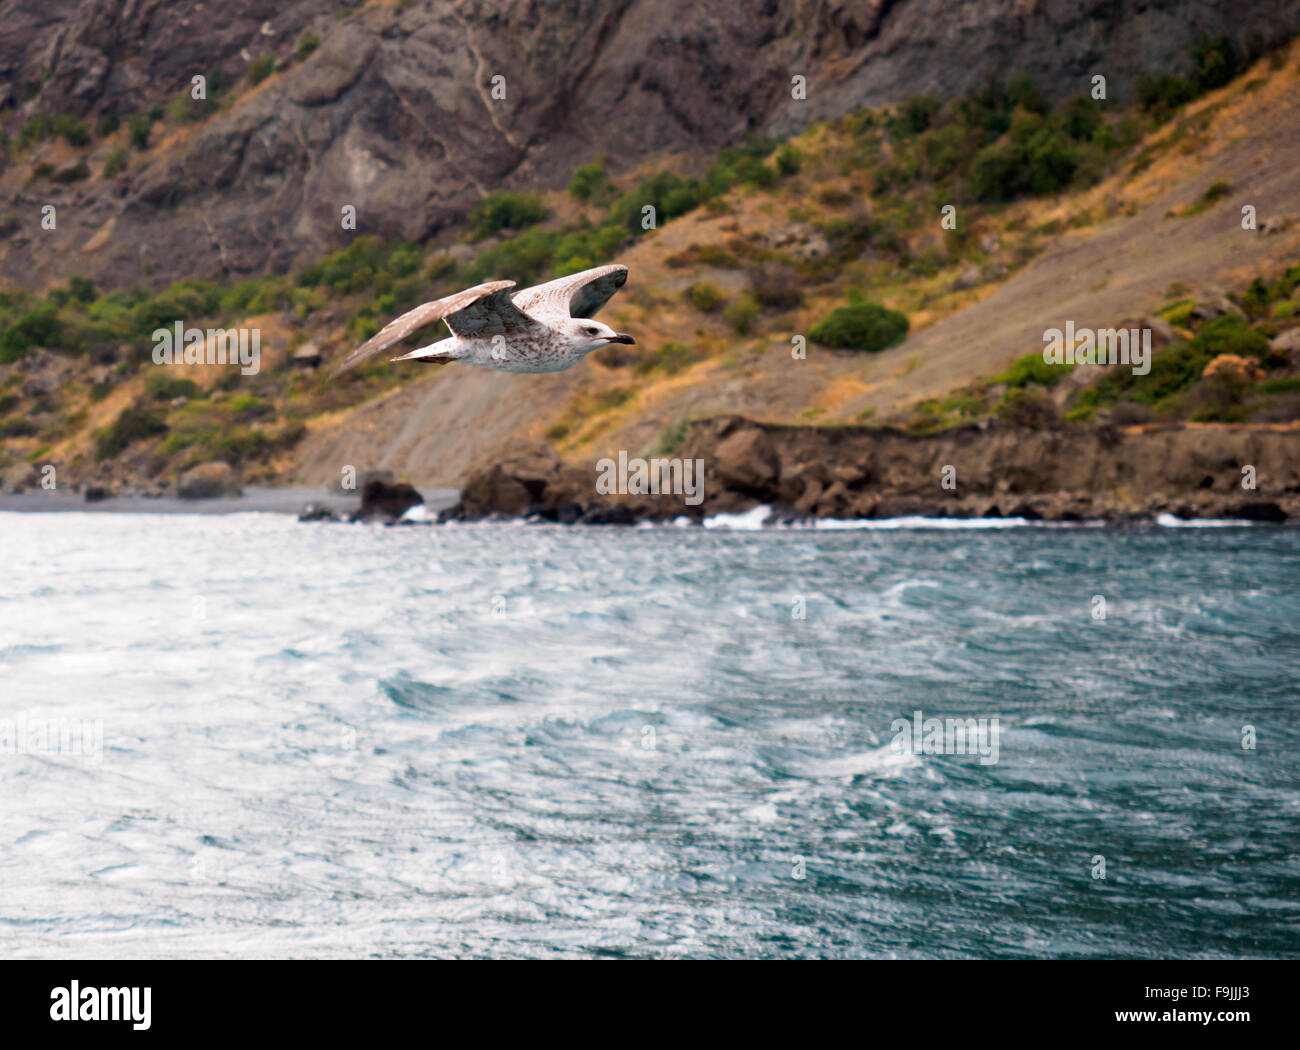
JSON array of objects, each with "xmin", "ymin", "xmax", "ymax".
[
  {"xmin": 296, "ymin": 31, "xmax": 321, "ymax": 61},
  {"xmin": 467, "ymin": 190, "xmax": 550, "ymax": 240},
  {"xmin": 247, "ymin": 54, "xmax": 276, "ymax": 86}
]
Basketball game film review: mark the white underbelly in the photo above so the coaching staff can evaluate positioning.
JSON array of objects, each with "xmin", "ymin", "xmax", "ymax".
[{"xmin": 460, "ymin": 337, "xmax": 582, "ymax": 373}]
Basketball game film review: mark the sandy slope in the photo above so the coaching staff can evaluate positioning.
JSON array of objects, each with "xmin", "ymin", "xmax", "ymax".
[{"xmin": 290, "ymin": 58, "xmax": 1300, "ymax": 487}]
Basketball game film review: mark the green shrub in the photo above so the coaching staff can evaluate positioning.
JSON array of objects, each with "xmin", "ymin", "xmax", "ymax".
[
  {"xmin": 53, "ymin": 115, "xmax": 90, "ymax": 147},
  {"xmin": 1191, "ymin": 35, "xmax": 1239, "ymax": 92},
  {"xmin": 1135, "ymin": 73, "xmax": 1197, "ymax": 111},
  {"xmin": 144, "ymin": 371, "xmax": 199, "ymax": 401},
  {"xmin": 0, "ymin": 303, "xmax": 62, "ymax": 363},
  {"xmin": 997, "ymin": 387, "xmax": 1060, "ymax": 429},
  {"xmin": 95, "ymin": 405, "xmax": 167, "ymax": 460},
  {"xmin": 997, "ymin": 352, "xmax": 1066, "ymax": 388},
  {"xmin": 468, "ymin": 190, "xmax": 549, "ymax": 239},
  {"xmin": 917, "ymin": 123, "xmax": 968, "ymax": 181},
  {"xmin": 724, "ymin": 294, "xmax": 759, "ymax": 335},
  {"xmin": 1259, "ymin": 376, "xmax": 1300, "ymax": 394},
  {"xmin": 1059, "ymin": 96, "xmax": 1101, "ymax": 141},
  {"xmin": 17, "ymin": 112, "xmax": 53, "ymax": 148},
  {"xmin": 634, "ymin": 342, "xmax": 704, "ymax": 377},
  {"xmin": 212, "ymin": 426, "xmax": 269, "ymax": 463},
  {"xmin": 296, "ymin": 31, "xmax": 321, "ymax": 61},
  {"xmin": 809, "ymin": 302, "xmax": 909, "ymax": 352},
  {"xmin": 687, "ymin": 281, "xmax": 726, "ymax": 313},
  {"xmin": 102, "ymin": 148, "xmax": 128, "ymax": 177},
  {"xmin": 1072, "ymin": 317, "xmax": 1269, "ymax": 415},
  {"xmin": 248, "ymin": 54, "xmax": 275, "ymax": 86},
  {"xmin": 774, "ymin": 144, "xmax": 803, "ymax": 176},
  {"xmin": 127, "ymin": 113, "xmax": 151, "ymax": 150},
  {"xmin": 568, "ymin": 158, "xmax": 609, "ymax": 201},
  {"xmin": 898, "ymin": 95, "xmax": 942, "ymax": 134}
]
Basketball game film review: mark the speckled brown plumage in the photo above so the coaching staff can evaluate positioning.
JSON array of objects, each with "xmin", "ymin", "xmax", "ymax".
[{"xmin": 331, "ymin": 265, "xmax": 633, "ymax": 377}]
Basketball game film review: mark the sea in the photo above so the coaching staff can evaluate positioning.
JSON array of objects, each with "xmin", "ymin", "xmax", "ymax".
[{"xmin": 1, "ymin": 510, "xmax": 1298, "ymax": 958}]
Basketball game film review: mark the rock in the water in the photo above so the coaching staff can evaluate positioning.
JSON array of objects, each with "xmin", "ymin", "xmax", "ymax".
[
  {"xmin": 1232, "ymin": 501, "xmax": 1286, "ymax": 522},
  {"xmin": 580, "ymin": 502, "xmax": 637, "ymax": 525},
  {"xmin": 298, "ymin": 503, "xmax": 340, "ymax": 522},
  {"xmin": 352, "ymin": 478, "xmax": 423, "ymax": 522},
  {"xmin": 177, "ymin": 461, "xmax": 241, "ymax": 499},
  {"xmin": 83, "ymin": 484, "xmax": 111, "ymax": 502}
]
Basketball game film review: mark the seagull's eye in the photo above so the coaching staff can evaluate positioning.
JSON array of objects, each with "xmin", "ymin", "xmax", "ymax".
[{"xmin": 583, "ymin": 327, "xmax": 598, "ymax": 335}]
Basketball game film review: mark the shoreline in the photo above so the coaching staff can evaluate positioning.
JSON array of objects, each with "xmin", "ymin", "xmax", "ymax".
[{"xmin": 0, "ymin": 486, "xmax": 460, "ymax": 516}]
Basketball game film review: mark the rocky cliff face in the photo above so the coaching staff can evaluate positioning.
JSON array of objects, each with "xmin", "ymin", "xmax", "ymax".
[
  {"xmin": 447, "ymin": 416, "xmax": 1300, "ymax": 523},
  {"xmin": 3, "ymin": 0, "xmax": 1297, "ymax": 291}
]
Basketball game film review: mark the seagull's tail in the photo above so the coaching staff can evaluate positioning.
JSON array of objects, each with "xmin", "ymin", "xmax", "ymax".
[{"xmin": 392, "ymin": 337, "xmax": 463, "ymax": 366}]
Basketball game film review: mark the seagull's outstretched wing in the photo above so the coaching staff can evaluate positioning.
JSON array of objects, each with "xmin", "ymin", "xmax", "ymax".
[
  {"xmin": 331, "ymin": 280, "xmax": 541, "ymax": 376},
  {"xmin": 512, "ymin": 264, "xmax": 628, "ymax": 322}
]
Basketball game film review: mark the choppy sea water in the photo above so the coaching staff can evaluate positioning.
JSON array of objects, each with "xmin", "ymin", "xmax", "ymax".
[{"xmin": 1, "ymin": 511, "xmax": 1298, "ymax": 959}]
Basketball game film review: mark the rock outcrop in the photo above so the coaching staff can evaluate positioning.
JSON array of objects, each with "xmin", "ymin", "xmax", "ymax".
[
  {"xmin": 351, "ymin": 477, "xmax": 423, "ymax": 522},
  {"xmin": 441, "ymin": 416, "xmax": 1300, "ymax": 524}
]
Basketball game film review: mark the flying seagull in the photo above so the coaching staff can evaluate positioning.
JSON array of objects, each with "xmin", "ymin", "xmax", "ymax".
[{"xmin": 331, "ymin": 263, "xmax": 634, "ymax": 377}]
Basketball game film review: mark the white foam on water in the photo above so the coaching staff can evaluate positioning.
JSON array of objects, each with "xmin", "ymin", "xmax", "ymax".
[
  {"xmin": 815, "ymin": 515, "xmax": 1035, "ymax": 530},
  {"xmin": 1155, "ymin": 513, "xmax": 1251, "ymax": 528},
  {"xmin": 400, "ymin": 504, "xmax": 435, "ymax": 523},
  {"xmin": 702, "ymin": 505, "xmax": 772, "ymax": 530}
]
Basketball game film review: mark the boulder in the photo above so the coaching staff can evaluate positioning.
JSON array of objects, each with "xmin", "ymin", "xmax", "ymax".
[
  {"xmin": 1269, "ymin": 327, "xmax": 1300, "ymax": 355},
  {"xmin": 456, "ymin": 444, "xmax": 585, "ymax": 518},
  {"xmin": 292, "ymin": 342, "xmax": 323, "ymax": 368},
  {"xmin": 1145, "ymin": 315, "xmax": 1177, "ymax": 348},
  {"xmin": 711, "ymin": 426, "xmax": 781, "ymax": 494},
  {"xmin": 1188, "ymin": 293, "xmax": 1241, "ymax": 323},
  {"xmin": 285, "ymin": 26, "xmax": 379, "ymax": 107},
  {"xmin": 177, "ymin": 461, "xmax": 241, "ymax": 499},
  {"xmin": 352, "ymin": 478, "xmax": 423, "ymax": 521},
  {"xmin": 950, "ymin": 264, "xmax": 982, "ymax": 291},
  {"xmin": 297, "ymin": 502, "xmax": 340, "ymax": 522},
  {"xmin": 20, "ymin": 375, "xmax": 56, "ymax": 399},
  {"xmin": 1232, "ymin": 501, "xmax": 1286, "ymax": 522},
  {"xmin": 580, "ymin": 502, "xmax": 637, "ymax": 525}
]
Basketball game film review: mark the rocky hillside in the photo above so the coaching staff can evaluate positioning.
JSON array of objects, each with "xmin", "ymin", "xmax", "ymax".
[
  {"xmin": 1, "ymin": 10, "xmax": 1299, "ymax": 505},
  {"xmin": 2, "ymin": 0, "xmax": 1298, "ymax": 289}
]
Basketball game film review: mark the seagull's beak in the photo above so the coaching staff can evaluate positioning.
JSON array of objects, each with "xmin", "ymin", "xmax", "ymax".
[{"xmin": 605, "ymin": 333, "xmax": 636, "ymax": 345}]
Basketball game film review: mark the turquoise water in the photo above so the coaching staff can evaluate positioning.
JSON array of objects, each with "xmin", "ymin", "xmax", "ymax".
[{"xmin": 1, "ymin": 512, "xmax": 1298, "ymax": 957}]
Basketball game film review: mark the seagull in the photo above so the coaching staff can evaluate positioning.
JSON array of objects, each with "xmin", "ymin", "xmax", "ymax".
[{"xmin": 331, "ymin": 263, "xmax": 634, "ymax": 377}]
